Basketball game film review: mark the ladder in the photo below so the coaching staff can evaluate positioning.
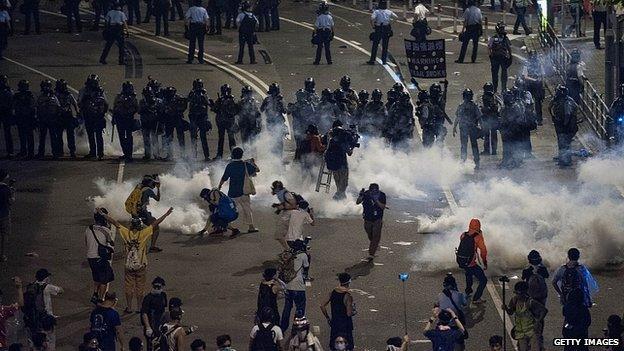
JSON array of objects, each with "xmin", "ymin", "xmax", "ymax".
[{"xmin": 315, "ymin": 159, "xmax": 333, "ymax": 193}]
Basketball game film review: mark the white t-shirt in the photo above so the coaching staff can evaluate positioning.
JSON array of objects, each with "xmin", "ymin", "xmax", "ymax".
[
  {"xmin": 85, "ymin": 225, "xmax": 116, "ymax": 259},
  {"xmin": 285, "ymin": 252, "xmax": 309, "ymax": 292},
  {"xmin": 250, "ymin": 323, "xmax": 283, "ymax": 343},
  {"xmin": 285, "ymin": 209, "xmax": 313, "ymax": 242},
  {"xmin": 35, "ymin": 282, "xmax": 62, "ymax": 315}
]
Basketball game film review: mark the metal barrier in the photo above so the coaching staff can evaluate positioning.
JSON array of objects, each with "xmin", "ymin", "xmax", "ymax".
[{"xmin": 538, "ymin": 18, "xmax": 611, "ymax": 140}]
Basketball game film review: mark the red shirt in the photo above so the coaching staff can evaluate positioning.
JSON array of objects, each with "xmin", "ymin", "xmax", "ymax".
[{"xmin": 0, "ymin": 304, "xmax": 18, "ymax": 348}]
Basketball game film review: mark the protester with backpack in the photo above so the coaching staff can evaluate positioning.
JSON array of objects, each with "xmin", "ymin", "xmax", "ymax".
[
  {"xmin": 552, "ymin": 248, "xmax": 598, "ymax": 308},
  {"xmin": 455, "ymin": 218, "xmax": 488, "ymax": 304},
  {"xmin": 521, "ymin": 250, "xmax": 549, "ymax": 350},
  {"xmin": 249, "ymin": 307, "xmax": 283, "ymax": 351},
  {"xmin": 126, "ymin": 175, "xmax": 163, "ymax": 253},
  {"xmin": 89, "ymin": 292, "xmax": 124, "ymax": 351},
  {"xmin": 356, "ymin": 183, "xmax": 387, "ymax": 262},
  {"xmin": 86, "ymin": 208, "xmax": 116, "ymax": 304},
  {"xmin": 502, "ymin": 281, "xmax": 547, "ymax": 351},
  {"xmin": 561, "ymin": 288, "xmax": 590, "ymax": 351},
  {"xmin": 271, "ymin": 181, "xmax": 300, "ymax": 250},
  {"xmin": 0, "ymin": 277, "xmax": 24, "ymax": 350},
  {"xmin": 96, "ymin": 207, "xmax": 173, "ymax": 313},
  {"xmin": 23, "ymin": 269, "xmax": 63, "ymax": 337},
  {"xmin": 158, "ymin": 309, "xmax": 187, "ymax": 351},
  {"xmin": 218, "ymin": 147, "xmax": 260, "ymax": 234},
  {"xmin": 257, "ymin": 268, "xmax": 282, "ymax": 327},
  {"xmin": 198, "ymin": 188, "xmax": 240, "ymax": 237},
  {"xmin": 320, "ymin": 273, "xmax": 355, "ymax": 351},
  {"xmin": 140, "ymin": 277, "xmax": 168, "ymax": 351},
  {"xmin": 280, "ymin": 240, "xmax": 310, "ymax": 332}
]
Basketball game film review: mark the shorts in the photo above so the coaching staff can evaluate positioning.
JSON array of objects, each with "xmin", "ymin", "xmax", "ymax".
[
  {"xmin": 88, "ymin": 258, "xmax": 115, "ymax": 284},
  {"xmin": 138, "ymin": 210, "xmax": 156, "ymax": 226},
  {"xmin": 124, "ymin": 266, "xmax": 147, "ymax": 297}
]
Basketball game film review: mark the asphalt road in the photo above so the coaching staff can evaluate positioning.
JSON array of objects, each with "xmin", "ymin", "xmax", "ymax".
[{"xmin": 1, "ymin": 1, "xmax": 623, "ymax": 350}]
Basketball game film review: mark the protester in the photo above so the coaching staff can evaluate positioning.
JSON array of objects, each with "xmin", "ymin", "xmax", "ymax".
[
  {"xmin": 271, "ymin": 181, "xmax": 300, "ymax": 250},
  {"xmin": 486, "ymin": 335, "xmax": 503, "ymax": 351},
  {"xmin": 140, "ymin": 277, "xmax": 168, "ymax": 351},
  {"xmin": 191, "ymin": 338, "xmax": 206, "ymax": 351},
  {"xmin": 215, "ymin": 335, "xmax": 235, "ymax": 351},
  {"xmin": 436, "ymin": 274, "xmax": 467, "ymax": 325},
  {"xmin": 218, "ymin": 147, "xmax": 260, "ymax": 234},
  {"xmin": 257, "ymin": 268, "xmax": 282, "ymax": 326},
  {"xmin": 0, "ymin": 277, "xmax": 23, "ymax": 350},
  {"xmin": 604, "ymin": 315, "xmax": 624, "ymax": 351},
  {"xmin": 423, "ymin": 308, "xmax": 465, "ymax": 351},
  {"xmin": 249, "ymin": 307, "xmax": 283, "ymax": 351},
  {"xmin": 160, "ymin": 309, "xmax": 187, "ymax": 351},
  {"xmin": 502, "ymin": 281, "xmax": 547, "ymax": 351},
  {"xmin": 561, "ymin": 288, "xmax": 590, "ymax": 351},
  {"xmin": 0, "ymin": 169, "xmax": 15, "ymax": 262},
  {"xmin": 137, "ymin": 175, "xmax": 163, "ymax": 253},
  {"xmin": 286, "ymin": 316, "xmax": 323, "ymax": 351},
  {"xmin": 521, "ymin": 250, "xmax": 549, "ymax": 349},
  {"xmin": 552, "ymin": 248, "xmax": 598, "ymax": 307},
  {"xmin": 331, "ymin": 336, "xmax": 349, "ymax": 351},
  {"xmin": 285, "ymin": 201, "xmax": 315, "ymax": 247},
  {"xmin": 456, "ymin": 218, "xmax": 488, "ymax": 304},
  {"xmin": 23, "ymin": 268, "xmax": 63, "ymax": 338},
  {"xmin": 280, "ymin": 240, "xmax": 310, "ymax": 332},
  {"xmin": 198, "ymin": 188, "xmax": 240, "ymax": 236},
  {"xmin": 86, "ymin": 208, "xmax": 116, "ymax": 304},
  {"xmin": 128, "ymin": 337, "xmax": 143, "ymax": 351},
  {"xmin": 89, "ymin": 292, "xmax": 124, "ymax": 351},
  {"xmin": 320, "ymin": 273, "xmax": 355, "ymax": 351},
  {"xmin": 78, "ymin": 332, "xmax": 101, "ymax": 351},
  {"xmin": 355, "ymin": 183, "xmax": 387, "ymax": 262},
  {"xmin": 96, "ymin": 207, "xmax": 173, "ymax": 313}
]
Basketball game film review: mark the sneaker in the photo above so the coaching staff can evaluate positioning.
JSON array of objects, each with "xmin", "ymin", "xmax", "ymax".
[
  {"xmin": 247, "ymin": 227, "xmax": 259, "ymax": 233},
  {"xmin": 365, "ymin": 255, "xmax": 374, "ymax": 262},
  {"xmin": 472, "ymin": 298, "xmax": 486, "ymax": 305},
  {"xmin": 366, "ymin": 60, "xmax": 375, "ymax": 65},
  {"xmin": 230, "ymin": 228, "xmax": 241, "ymax": 238},
  {"xmin": 149, "ymin": 246, "xmax": 163, "ymax": 253}
]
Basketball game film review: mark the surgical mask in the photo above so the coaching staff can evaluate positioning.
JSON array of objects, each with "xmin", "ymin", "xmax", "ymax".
[
  {"xmin": 152, "ymin": 288, "xmax": 163, "ymax": 294},
  {"xmin": 335, "ymin": 342, "xmax": 346, "ymax": 351}
]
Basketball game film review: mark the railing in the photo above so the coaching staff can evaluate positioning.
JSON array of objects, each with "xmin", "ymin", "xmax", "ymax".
[{"xmin": 537, "ymin": 15, "xmax": 611, "ymax": 140}]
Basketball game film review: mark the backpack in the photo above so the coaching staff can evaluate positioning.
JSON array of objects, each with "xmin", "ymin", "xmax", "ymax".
[
  {"xmin": 22, "ymin": 282, "xmax": 48, "ymax": 330},
  {"xmin": 217, "ymin": 196, "xmax": 238, "ymax": 222},
  {"xmin": 490, "ymin": 36, "xmax": 509, "ymax": 59},
  {"xmin": 286, "ymin": 191, "xmax": 305, "ymax": 207},
  {"xmin": 155, "ymin": 323, "xmax": 182, "ymax": 351},
  {"xmin": 456, "ymin": 232, "xmax": 477, "ymax": 268},
  {"xmin": 90, "ymin": 225, "xmax": 114, "ymax": 261},
  {"xmin": 561, "ymin": 264, "xmax": 582, "ymax": 298},
  {"xmin": 125, "ymin": 185, "xmax": 147, "ymax": 216},
  {"xmin": 251, "ymin": 323, "xmax": 278, "ymax": 351},
  {"xmin": 38, "ymin": 94, "xmax": 60, "ymax": 117},
  {"xmin": 124, "ymin": 235, "xmax": 145, "ymax": 271},
  {"xmin": 511, "ymin": 299, "xmax": 536, "ymax": 340},
  {"xmin": 277, "ymin": 251, "xmax": 301, "ymax": 283}
]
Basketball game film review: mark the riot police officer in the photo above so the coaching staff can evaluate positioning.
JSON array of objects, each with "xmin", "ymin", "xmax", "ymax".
[
  {"xmin": 54, "ymin": 79, "xmax": 79, "ymax": 158},
  {"xmin": 480, "ymin": 82, "xmax": 500, "ymax": 155},
  {"xmin": 289, "ymin": 89, "xmax": 316, "ymax": 158},
  {"xmin": 353, "ymin": 89, "xmax": 369, "ymax": 130},
  {"xmin": 453, "ymin": 88, "xmax": 481, "ymax": 169},
  {"xmin": 523, "ymin": 50, "xmax": 545, "ymax": 125},
  {"xmin": 13, "ymin": 80, "xmax": 36, "ymax": 159},
  {"xmin": 361, "ymin": 88, "xmax": 386, "ymax": 137},
  {"xmin": 260, "ymin": 82, "xmax": 287, "ymax": 155},
  {"xmin": 237, "ymin": 85, "xmax": 261, "ymax": 144},
  {"xmin": 146, "ymin": 77, "xmax": 163, "ymax": 98},
  {"xmin": 566, "ymin": 48, "xmax": 585, "ymax": 104},
  {"xmin": 386, "ymin": 82, "xmax": 403, "ymax": 110},
  {"xmin": 333, "ymin": 88, "xmax": 352, "ymax": 123},
  {"xmin": 549, "ymin": 85, "xmax": 579, "ymax": 167},
  {"xmin": 384, "ymin": 91, "xmax": 414, "ymax": 146},
  {"xmin": 0, "ymin": 75, "xmax": 14, "ymax": 158},
  {"xmin": 187, "ymin": 79, "xmax": 211, "ymax": 160},
  {"xmin": 82, "ymin": 86, "xmax": 108, "ymax": 160},
  {"xmin": 36, "ymin": 80, "xmax": 62, "ymax": 159},
  {"xmin": 609, "ymin": 84, "xmax": 624, "ymax": 145},
  {"xmin": 161, "ymin": 86, "xmax": 188, "ymax": 160},
  {"xmin": 417, "ymin": 90, "xmax": 436, "ymax": 147},
  {"xmin": 139, "ymin": 86, "xmax": 161, "ymax": 160},
  {"xmin": 499, "ymin": 88, "xmax": 523, "ymax": 169},
  {"xmin": 303, "ymin": 77, "xmax": 320, "ymax": 107},
  {"xmin": 316, "ymin": 88, "xmax": 341, "ymax": 134},
  {"xmin": 210, "ymin": 84, "xmax": 238, "ymax": 159},
  {"xmin": 339, "ymin": 75, "xmax": 358, "ymax": 116},
  {"xmin": 113, "ymin": 81, "xmax": 139, "ymax": 162},
  {"xmin": 513, "ymin": 78, "xmax": 536, "ymax": 159},
  {"xmin": 429, "ymin": 81, "xmax": 452, "ymax": 144}
]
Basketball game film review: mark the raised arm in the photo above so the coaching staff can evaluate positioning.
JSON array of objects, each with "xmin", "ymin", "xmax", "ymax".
[
  {"xmin": 96, "ymin": 208, "xmax": 122, "ymax": 228},
  {"xmin": 152, "ymin": 207, "xmax": 174, "ymax": 228}
]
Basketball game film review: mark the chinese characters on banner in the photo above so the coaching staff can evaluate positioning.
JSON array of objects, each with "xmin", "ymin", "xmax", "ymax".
[{"xmin": 404, "ymin": 39, "xmax": 447, "ymax": 79}]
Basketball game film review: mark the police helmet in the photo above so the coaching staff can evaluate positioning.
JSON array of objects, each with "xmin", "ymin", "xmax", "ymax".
[
  {"xmin": 462, "ymin": 88, "xmax": 474, "ymax": 101},
  {"xmin": 306, "ymin": 124, "xmax": 319, "ymax": 135},
  {"xmin": 220, "ymin": 84, "xmax": 232, "ymax": 96},
  {"xmin": 429, "ymin": 83, "xmax": 442, "ymax": 97},
  {"xmin": 192, "ymin": 79, "xmax": 204, "ymax": 90},
  {"xmin": 570, "ymin": 48, "xmax": 581, "ymax": 63},
  {"xmin": 55, "ymin": 79, "xmax": 68, "ymax": 92},
  {"xmin": 333, "ymin": 88, "xmax": 345, "ymax": 101},
  {"xmin": 514, "ymin": 77, "xmax": 525, "ymax": 90},
  {"xmin": 86, "ymin": 74, "xmax": 100, "ymax": 87},
  {"xmin": 122, "ymin": 81, "xmax": 135, "ymax": 95},
  {"xmin": 371, "ymin": 89, "xmax": 382, "ymax": 102},
  {"xmin": 199, "ymin": 188, "xmax": 211, "ymax": 199},
  {"xmin": 555, "ymin": 84, "xmax": 568, "ymax": 97},
  {"xmin": 164, "ymin": 86, "xmax": 177, "ymax": 98},
  {"xmin": 304, "ymin": 77, "xmax": 315, "ymax": 92},
  {"xmin": 392, "ymin": 82, "xmax": 404, "ymax": 92},
  {"xmin": 321, "ymin": 88, "xmax": 333, "ymax": 100},
  {"xmin": 240, "ymin": 1, "xmax": 251, "ymax": 11},
  {"xmin": 417, "ymin": 90, "xmax": 429, "ymax": 102},
  {"xmin": 495, "ymin": 21, "xmax": 506, "ymax": 35},
  {"xmin": 0, "ymin": 75, "xmax": 7, "ymax": 86},
  {"xmin": 40, "ymin": 79, "xmax": 53, "ymax": 92},
  {"xmin": 340, "ymin": 75, "xmax": 351, "ymax": 90},
  {"xmin": 502, "ymin": 89, "xmax": 515, "ymax": 105},
  {"xmin": 241, "ymin": 85, "xmax": 253, "ymax": 97},
  {"xmin": 295, "ymin": 89, "xmax": 307, "ymax": 102},
  {"xmin": 147, "ymin": 78, "xmax": 161, "ymax": 91},
  {"xmin": 318, "ymin": 1, "xmax": 329, "ymax": 13},
  {"xmin": 358, "ymin": 89, "xmax": 369, "ymax": 101},
  {"xmin": 18, "ymin": 80, "xmax": 30, "ymax": 92},
  {"xmin": 399, "ymin": 91, "xmax": 411, "ymax": 103},
  {"xmin": 142, "ymin": 86, "xmax": 155, "ymax": 98},
  {"xmin": 268, "ymin": 82, "xmax": 280, "ymax": 96},
  {"xmin": 483, "ymin": 82, "xmax": 494, "ymax": 94}
]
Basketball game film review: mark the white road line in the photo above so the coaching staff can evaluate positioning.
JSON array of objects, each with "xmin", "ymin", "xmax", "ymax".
[
  {"xmin": 3, "ymin": 57, "xmax": 80, "ymax": 94},
  {"xmin": 116, "ymin": 161, "xmax": 125, "ymax": 183},
  {"xmin": 349, "ymin": 40, "xmax": 362, "ymax": 46}
]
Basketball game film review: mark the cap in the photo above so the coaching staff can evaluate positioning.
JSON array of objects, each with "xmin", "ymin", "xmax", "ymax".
[
  {"xmin": 169, "ymin": 297, "xmax": 183, "ymax": 308},
  {"xmin": 152, "ymin": 276, "xmax": 166, "ymax": 286},
  {"xmin": 36, "ymin": 269, "xmax": 52, "ymax": 281}
]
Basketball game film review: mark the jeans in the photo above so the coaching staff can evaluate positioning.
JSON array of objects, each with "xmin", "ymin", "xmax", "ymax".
[
  {"xmin": 364, "ymin": 219, "xmax": 383, "ymax": 256},
  {"xmin": 188, "ymin": 23, "xmax": 206, "ymax": 62},
  {"xmin": 280, "ymin": 290, "xmax": 306, "ymax": 331},
  {"xmin": 237, "ymin": 33, "xmax": 256, "ymax": 63},
  {"xmin": 370, "ymin": 25, "xmax": 391, "ymax": 64},
  {"xmin": 314, "ymin": 29, "xmax": 332, "ymax": 64},
  {"xmin": 490, "ymin": 57, "xmax": 508, "ymax": 93},
  {"xmin": 457, "ymin": 25, "xmax": 479, "ymax": 63},
  {"xmin": 463, "ymin": 265, "xmax": 487, "ymax": 301},
  {"xmin": 513, "ymin": 6, "xmax": 530, "ymax": 34},
  {"xmin": 459, "ymin": 126, "xmax": 480, "ymax": 166},
  {"xmin": 593, "ymin": 11, "xmax": 607, "ymax": 47}
]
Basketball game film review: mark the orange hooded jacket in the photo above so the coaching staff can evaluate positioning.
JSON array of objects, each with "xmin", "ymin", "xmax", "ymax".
[{"xmin": 460, "ymin": 218, "xmax": 488, "ymax": 268}]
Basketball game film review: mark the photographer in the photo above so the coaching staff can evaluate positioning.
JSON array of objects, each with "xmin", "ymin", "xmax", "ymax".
[
  {"xmin": 355, "ymin": 183, "xmax": 386, "ymax": 262},
  {"xmin": 271, "ymin": 180, "xmax": 298, "ymax": 250},
  {"xmin": 0, "ymin": 169, "xmax": 15, "ymax": 262},
  {"xmin": 324, "ymin": 120, "xmax": 358, "ymax": 200}
]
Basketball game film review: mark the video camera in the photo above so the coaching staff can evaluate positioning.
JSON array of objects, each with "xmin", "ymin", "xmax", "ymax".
[{"xmin": 346, "ymin": 124, "xmax": 361, "ymax": 149}]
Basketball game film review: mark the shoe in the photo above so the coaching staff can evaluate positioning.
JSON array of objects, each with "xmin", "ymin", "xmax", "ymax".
[
  {"xmin": 149, "ymin": 246, "xmax": 163, "ymax": 253},
  {"xmin": 84, "ymin": 154, "xmax": 95, "ymax": 159},
  {"xmin": 97, "ymin": 156, "xmax": 104, "ymax": 161},
  {"xmin": 250, "ymin": 61, "xmax": 257, "ymax": 64},
  {"xmin": 229, "ymin": 228, "xmax": 241, "ymax": 238},
  {"xmin": 454, "ymin": 59, "xmax": 463, "ymax": 63},
  {"xmin": 381, "ymin": 61, "xmax": 387, "ymax": 65},
  {"xmin": 512, "ymin": 30, "xmax": 520, "ymax": 35},
  {"xmin": 366, "ymin": 60, "xmax": 375, "ymax": 65},
  {"xmin": 596, "ymin": 46, "xmax": 604, "ymax": 50},
  {"xmin": 142, "ymin": 155, "xmax": 151, "ymax": 161},
  {"xmin": 327, "ymin": 61, "xmax": 333, "ymax": 65},
  {"xmin": 234, "ymin": 61, "xmax": 243, "ymax": 64},
  {"xmin": 247, "ymin": 227, "xmax": 259, "ymax": 233},
  {"xmin": 365, "ymin": 255, "xmax": 374, "ymax": 262},
  {"xmin": 186, "ymin": 60, "xmax": 193, "ymax": 64},
  {"xmin": 212, "ymin": 155, "xmax": 222, "ymax": 160},
  {"xmin": 198, "ymin": 60, "xmax": 205, "ymax": 64},
  {"xmin": 209, "ymin": 228, "xmax": 226, "ymax": 235},
  {"xmin": 312, "ymin": 61, "xmax": 319, "ymax": 65},
  {"xmin": 99, "ymin": 59, "xmax": 107, "ymax": 65},
  {"xmin": 472, "ymin": 298, "xmax": 486, "ymax": 305}
]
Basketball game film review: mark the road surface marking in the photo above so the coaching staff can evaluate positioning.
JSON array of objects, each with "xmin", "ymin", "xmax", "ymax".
[
  {"xmin": 3, "ymin": 57, "xmax": 80, "ymax": 94},
  {"xmin": 117, "ymin": 161, "xmax": 125, "ymax": 183}
]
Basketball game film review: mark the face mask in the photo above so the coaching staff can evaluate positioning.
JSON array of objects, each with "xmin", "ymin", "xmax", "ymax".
[
  {"xmin": 297, "ymin": 331, "xmax": 308, "ymax": 340},
  {"xmin": 335, "ymin": 342, "xmax": 346, "ymax": 351},
  {"xmin": 152, "ymin": 288, "xmax": 163, "ymax": 294}
]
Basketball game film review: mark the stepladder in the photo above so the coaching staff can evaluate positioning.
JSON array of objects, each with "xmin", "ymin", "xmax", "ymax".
[{"xmin": 315, "ymin": 159, "xmax": 333, "ymax": 193}]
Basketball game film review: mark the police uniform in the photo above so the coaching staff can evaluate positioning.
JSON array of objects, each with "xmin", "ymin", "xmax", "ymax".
[
  {"xmin": 186, "ymin": 5, "xmax": 209, "ymax": 64},
  {"xmin": 480, "ymin": 92, "xmax": 500, "ymax": 155},
  {"xmin": 236, "ymin": 11, "xmax": 258, "ymax": 64},
  {"xmin": 0, "ymin": 78, "xmax": 13, "ymax": 157},
  {"xmin": 187, "ymin": 87, "xmax": 211, "ymax": 159},
  {"xmin": 224, "ymin": 0, "xmax": 240, "ymax": 28},
  {"xmin": 80, "ymin": 88, "xmax": 108, "ymax": 159},
  {"xmin": 417, "ymin": 96, "xmax": 436, "ymax": 147},
  {"xmin": 63, "ymin": 0, "xmax": 82, "ymax": 32},
  {"xmin": 566, "ymin": 59, "xmax": 585, "ymax": 104},
  {"xmin": 13, "ymin": 85, "xmax": 36, "ymax": 158},
  {"xmin": 112, "ymin": 90, "xmax": 139, "ymax": 161},
  {"xmin": 315, "ymin": 95, "xmax": 341, "ymax": 134},
  {"xmin": 431, "ymin": 88, "xmax": 451, "ymax": 144},
  {"xmin": 36, "ymin": 87, "xmax": 62, "ymax": 158},
  {"xmin": 255, "ymin": 0, "xmax": 270, "ymax": 32},
  {"xmin": 384, "ymin": 94, "xmax": 414, "ymax": 145},
  {"xmin": 237, "ymin": 93, "xmax": 261, "ymax": 144},
  {"xmin": 55, "ymin": 87, "xmax": 79, "ymax": 157},
  {"xmin": 211, "ymin": 92, "xmax": 238, "ymax": 159},
  {"xmin": 260, "ymin": 92, "xmax": 286, "ymax": 153},
  {"xmin": 160, "ymin": 89, "xmax": 188, "ymax": 160},
  {"xmin": 153, "ymin": 0, "xmax": 170, "ymax": 36},
  {"xmin": 488, "ymin": 33, "xmax": 511, "ymax": 92},
  {"xmin": 361, "ymin": 98, "xmax": 386, "ymax": 137},
  {"xmin": 549, "ymin": 91, "xmax": 578, "ymax": 167},
  {"xmin": 314, "ymin": 11, "xmax": 333, "ymax": 65},
  {"xmin": 368, "ymin": 8, "xmax": 397, "ymax": 65},
  {"xmin": 454, "ymin": 99, "xmax": 481, "ymax": 167},
  {"xmin": 288, "ymin": 91, "xmax": 315, "ymax": 158},
  {"xmin": 99, "ymin": 8, "xmax": 127, "ymax": 65},
  {"xmin": 456, "ymin": 5, "xmax": 482, "ymax": 63},
  {"xmin": 499, "ymin": 92, "xmax": 523, "ymax": 168},
  {"xmin": 139, "ymin": 89, "xmax": 162, "ymax": 159},
  {"xmin": 22, "ymin": 0, "xmax": 40, "ymax": 34}
]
